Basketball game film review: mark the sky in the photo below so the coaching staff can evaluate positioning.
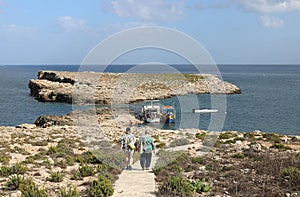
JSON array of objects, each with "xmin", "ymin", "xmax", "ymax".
[{"xmin": 0, "ymin": 0, "xmax": 300, "ymax": 65}]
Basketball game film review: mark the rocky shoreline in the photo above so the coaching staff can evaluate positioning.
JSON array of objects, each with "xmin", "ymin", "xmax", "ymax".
[
  {"xmin": 28, "ymin": 70, "xmax": 241, "ymax": 104},
  {"xmin": 0, "ymin": 108, "xmax": 299, "ymax": 196}
]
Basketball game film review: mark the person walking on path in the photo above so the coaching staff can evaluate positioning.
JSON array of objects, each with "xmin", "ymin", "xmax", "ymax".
[
  {"xmin": 138, "ymin": 130, "xmax": 155, "ymax": 170},
  {"xmin": 120, "ymin": 127, "xmax": 136, "ymax": 170}
]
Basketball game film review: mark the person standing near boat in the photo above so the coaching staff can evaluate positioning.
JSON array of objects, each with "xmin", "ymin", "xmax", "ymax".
[
  {"xmin": 120, "ymin": 127, "xmax": 136, "ymax": 170},
  {"xmin": 138, "ymin": 130, "xmax": 155, "ymax": 170}
]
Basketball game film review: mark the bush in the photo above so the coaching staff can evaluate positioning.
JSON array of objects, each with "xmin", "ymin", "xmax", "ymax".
[
  {"xmin": 282, "ymin": 167, "xmax": 300, "ymax": 187},
  {"xmin": 0, "ymin": 163, "xmax": 27, "ymax": 177},
  {"xmin": 47, "ymin": 146, "xmax": 59, "ymax": 154},
  {"xmin": 0, "ymin": 153, "xmax": 11, "ymax": 164},
  {"xmin": 59, "ymin": 187, "xmax": 80, "ymax": 197},
  {"xmin": 79, "ymin": 165, "xmax": 95, "ymax": 177},
  {"xmin": 191, "ymin": 157, "xmax": 204, "ymax": 164},
  {"xmin": 192, "ymin": 178, "xmax": 212, "ymax": 193},
  {"xmin": 219, "ymin": 132, "xmax": 238, "ymax": 139},
  {"xmin": 87, "ymin": 175, "xmax": 114, "ymax": 197},
  {"xmin": 159, "ymin": 175, "xmax": 194, "ymax": 197},
  {"xmin": 19, "ymin": 180, "xmax": 49, "ymax": 197},
  {"xmin": 263, "ymin": 133, "xmax": 282, "ymax": 143},
  {"xmin": 270, "ymin": 143, "xmax": 292, "ymax": 150},
  {"xmin": 70, "ymin": 171, "xmax": 83, "ymax": 180},
  {"xmin": 0, "ymin": 166, "xmax": 12, "ymax": 177},
  {"xmin": 169, "ymin": 138, "xmax": 190, "ymax": 148},
  {"xmin": 232, "ymin": 153, "xmax": 245, "ymax": 159},
  {"xmin": 5, "ymin": 175, "xmax": 27, "ymax": 190},
  {"xmin": 195, "ymin": 132, "xmax": 206, "ymax": 140},
  {"xmin": 11, "ymin": 163, "xmax": 28, "ymax": 175},
  {"xmin": 47, "ymin": 171, "xmax": 64, "ymax": 182}
]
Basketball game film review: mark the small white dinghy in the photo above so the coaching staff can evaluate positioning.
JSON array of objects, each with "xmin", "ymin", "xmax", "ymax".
[{"xmin": 192, "ymin": 109, "xmax": 219, "ymax": 113}]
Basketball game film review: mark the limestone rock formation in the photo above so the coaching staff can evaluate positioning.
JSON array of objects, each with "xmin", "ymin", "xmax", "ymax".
[{"xmin": 29, "ymin": 70, "xmax": 241, "ymax": 104}]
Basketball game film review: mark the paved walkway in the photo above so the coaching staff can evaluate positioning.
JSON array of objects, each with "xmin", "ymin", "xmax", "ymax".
[{"xmin": 112, "ymin": 154, "xmax": 158, "ymax": 197}]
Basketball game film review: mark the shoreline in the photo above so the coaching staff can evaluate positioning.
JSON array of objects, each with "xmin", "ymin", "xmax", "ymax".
[
  {"xmin": 0, "ymin": 110, "xmax": 299, "ymax": 196},
  {"xmin": 28, "ymin": 70, "xmax": 241, "ymax": 104}
]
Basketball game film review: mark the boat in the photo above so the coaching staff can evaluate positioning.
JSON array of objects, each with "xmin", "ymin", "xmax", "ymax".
[
  {"xmin": 141, "ymin": 100, "xmax": 162, "ymax": 123},
  {"xmin": 162, "ymin": 105, "xmax": 176, "ymax": 123},
  {"xmin": 192, "ymin": 109, "xmax": 218, "ymax": 113}
]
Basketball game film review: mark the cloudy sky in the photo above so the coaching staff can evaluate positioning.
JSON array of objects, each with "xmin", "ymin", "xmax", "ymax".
[{"xmin": 0, "ymin": 0, "xmax": 300, "ymax": 65}]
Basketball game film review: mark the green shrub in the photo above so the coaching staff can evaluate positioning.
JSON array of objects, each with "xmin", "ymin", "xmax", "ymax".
[
  {"xmin": 270, "ymin": 143, "xmax": 292, "ymax": 150},
  {"xmin": 30, "ymin": 140, "xmax": 49, "ymax": 146},
  {"xmin": 0, "ymin": 153, "xmax": 10, "ymax": 164},
  {"xmin": 191, "ymin": 156, "xmax": 204, "ymax": 164},
  {"xmin": 47, "ymin": 171, "xmax": 64, "ymax": 182},
  {"xmin": 232, "ymin": 153, "xmax": 245, "ymax": 159},
  {"xmin": 282, "ymin": 166, "xmax": 300, "ymax": 177},
  {"xmin": 20, "ymin": 180, "xmax": 49, "ymax": 197},
  {"xmin": 79, "ymin": 165, "xmax": 95, "ymax": 177},
  {"xmin": 59, "ymin": 187, "xmax": 80, "ymax": 197},
  {"xmin": 195, "ymin": 132, "xmax": 206, "ymax": 140},
  {"xmin": 169, "ymin": 138, "xmax": 190, "ymax": 148},
  {"xmin": 0, "ymin": 166, "xmax": 12, "ymax": 177},
  {"xmin": 263, "ymin": 133, "xmax": 282, "ymax": 143},
  {"xmin": 70, "ymin": 171, "xmax": 83, "ymax": 180},
  {"xmin": 0, "ymin": 163, "xmax": 27, "ymax": 177},
  {"xmin": 219, "ymin": 132, "xmax": 238, "ymax": 139},
  {"xmin": 5, "ymin": 175, "xmax": 27, "ymax": 190},
  {"xmin": 78, "ymin": 151, "xmax": 101, "ymax": 164},
  {"xmin": 192, "ymin": 178, "xmax": 212, "ymax": 193},
  {"xmin": 47, "ymin": 146, "xmax": 59, "ymax": 154},
  {"xmin": 87, "ymin": 175, "xmax": 114, "ymax": 197},
  {"xmin": 11, "ymin": 163, "xmax": 28, "ymax": 175},
  {"xmin": 281, "ymin": 166, "xmax": 300, "ymax": 187},
  {"xmin": 159, "ymin": 175, "xmax": 194, "ymax": 197}
]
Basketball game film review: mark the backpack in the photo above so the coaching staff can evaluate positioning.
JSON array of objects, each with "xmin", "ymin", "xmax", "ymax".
[{"xmin": 122, "ymin": 134, "xmax": 135, "ymax": 150}]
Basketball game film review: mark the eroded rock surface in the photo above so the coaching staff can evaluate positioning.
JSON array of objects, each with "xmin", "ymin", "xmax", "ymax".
[{"xmin": 29, "ymin": 71, "xmax": 241, "ymax": 104}]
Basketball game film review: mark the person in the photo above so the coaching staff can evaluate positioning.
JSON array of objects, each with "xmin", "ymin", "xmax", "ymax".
[
  {"xmin": 120, "ymin": 127, "xmax": 135, "ymax": 170},
  {"xmin": 138, "ymin": 130, "xmax": 155, "ymax": 170}
]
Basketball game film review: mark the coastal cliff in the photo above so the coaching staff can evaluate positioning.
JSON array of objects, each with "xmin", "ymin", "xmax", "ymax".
[{"xmin": 28, "ymin": 70, "xmax": 241, "ymax": 104}]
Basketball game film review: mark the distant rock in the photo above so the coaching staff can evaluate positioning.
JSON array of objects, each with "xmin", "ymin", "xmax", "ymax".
[
  {"xmin": 16, "ymin": 123, "xmax": 37, "ymax": 129},
  {"xmin": 28, "ymin": 70, "xmax": 241, "ymax": 104}
]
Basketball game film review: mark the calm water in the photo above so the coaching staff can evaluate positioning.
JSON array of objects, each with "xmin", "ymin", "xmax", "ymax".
[{"xmin": 0, "ymin": 65, "xmax": 299, "ymax": 135}]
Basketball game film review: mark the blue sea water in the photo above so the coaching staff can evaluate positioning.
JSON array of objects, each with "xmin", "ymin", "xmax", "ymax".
[{"xmin": 0, "ymin": 65, "xmax": 299, "ymax": 135}]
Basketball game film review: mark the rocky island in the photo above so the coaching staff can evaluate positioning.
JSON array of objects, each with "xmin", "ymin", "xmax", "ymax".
[{"xmin": 28, "ymin": 70, "xmax": 241, "ymax": 104}]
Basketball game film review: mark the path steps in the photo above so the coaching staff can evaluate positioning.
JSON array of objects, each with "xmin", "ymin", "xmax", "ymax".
[{"xmin": 112, "ymin": 155, "xmax": 158, "ymax": 197}]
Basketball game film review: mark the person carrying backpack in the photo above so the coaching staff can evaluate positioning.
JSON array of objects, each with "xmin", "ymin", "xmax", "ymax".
[
  {"xmin": 138, "ymin": 130, "xmax": 155, "ymax": 170},
  {"xmin": 120, "ymin": 127, "xmax": 136, "ymax": 170}
]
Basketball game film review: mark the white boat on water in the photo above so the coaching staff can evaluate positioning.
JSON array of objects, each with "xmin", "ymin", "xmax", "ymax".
[
  {"xmin": 141, "ymin": 100, "xmax": 162, "ymax": 123},
  {"xmin": 192, "ymin": 109, "xmax": 219, "ymax": 113}
]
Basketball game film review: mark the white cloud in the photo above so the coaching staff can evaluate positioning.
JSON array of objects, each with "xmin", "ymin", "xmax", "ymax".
[
  {"xmin": 260, "ymin": 15, "xmax": 284, "ymax": 27},
  {"xmin": 58, "ymin": 16, "xmax": 86, "ymax": 32},
  {"xmin": 0, "ymin": 24, "xmax": 38, "ymax": 33},
  {"xmin": 106, "ymin": 0, "xmax": 185, "ymax": 22},
  {"xmin": 237, "ymin": 0, "xmax": 300, "ymax": 13}
]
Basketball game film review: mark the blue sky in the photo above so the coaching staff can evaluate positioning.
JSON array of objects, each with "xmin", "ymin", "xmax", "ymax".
[{"xmin": 0, "ymin": 0, "xmax": 300, "ymax": 65}]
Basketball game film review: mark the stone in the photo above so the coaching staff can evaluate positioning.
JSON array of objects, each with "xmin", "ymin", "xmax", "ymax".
[
  {"xmin": 250, "ymin": 143, "xmax": 262, "ymax": 152},
  {"xmin": 16, "ymin": 123, "xmax": 36, "ymax": 129}
]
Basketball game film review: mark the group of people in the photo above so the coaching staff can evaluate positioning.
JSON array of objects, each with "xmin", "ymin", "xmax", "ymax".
[{"xmin": 120, "ymin": 127, "xmax": 155, "ymax": 171}]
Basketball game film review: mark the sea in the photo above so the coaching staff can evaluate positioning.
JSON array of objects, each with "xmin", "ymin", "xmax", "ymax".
[{"xmin": 0, "ymin": 64, "xmax": 299, "ymax": 135}]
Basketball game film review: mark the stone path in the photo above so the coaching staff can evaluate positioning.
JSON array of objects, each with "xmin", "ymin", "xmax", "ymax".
[{"xmin": 112, "ymin": 154, "xmax": 158, "ymax": 197}]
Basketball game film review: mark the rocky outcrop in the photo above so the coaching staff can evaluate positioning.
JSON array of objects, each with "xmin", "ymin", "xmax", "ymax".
[{"xmin": 29, "ymin": 70, "xmax": 241, "ymax": 104}]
